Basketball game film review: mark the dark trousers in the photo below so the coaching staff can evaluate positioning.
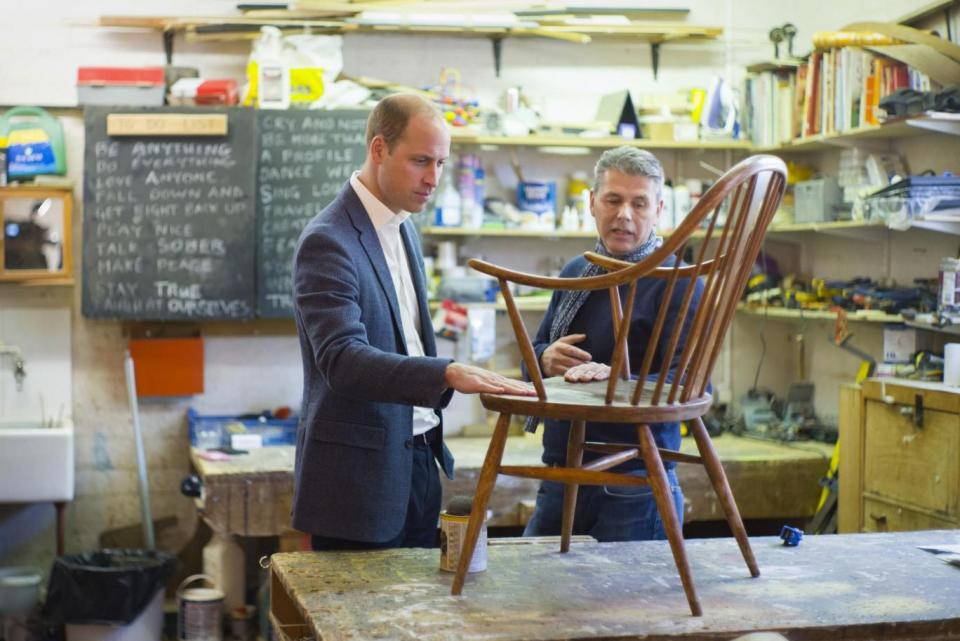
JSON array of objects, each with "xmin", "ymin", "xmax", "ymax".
[{"xmin": 311, "ymin": 430, "xmax": 442, "ymax": 551}]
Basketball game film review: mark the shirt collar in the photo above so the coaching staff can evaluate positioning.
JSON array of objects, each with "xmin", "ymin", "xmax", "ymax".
[{"xmin": 350, "ymin": 171, "xmax": 411, "ymax": 232}]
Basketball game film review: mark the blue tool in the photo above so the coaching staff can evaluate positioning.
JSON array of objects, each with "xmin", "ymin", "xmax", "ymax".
[{"xmin": 780, "ymin": 525, "xmax": 803, "ymax": 546}]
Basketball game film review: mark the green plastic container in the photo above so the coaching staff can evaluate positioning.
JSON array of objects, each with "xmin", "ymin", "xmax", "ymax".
[{"xmin": 1, "ymin": 106, "xmax": 67, "ymax": 178}]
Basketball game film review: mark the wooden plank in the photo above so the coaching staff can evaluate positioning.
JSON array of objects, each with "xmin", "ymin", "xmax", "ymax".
[
  {"xmin": 863, "ymin": 377, "xmax": 960, "ymax": 414},
  {"xmin": 270, "ymin": 563, "xmax": 313, "ymax": 641},
  {"xmin": 269, "ymin": 530, "xmax": 960, "ymax": 641},
  {"xmin": 838, "ymin": 384, "xmax": 863, "ymax": 533},
  {"xmin": 106, "ymin": 113, "xmax": 228, "ymax": 137}
]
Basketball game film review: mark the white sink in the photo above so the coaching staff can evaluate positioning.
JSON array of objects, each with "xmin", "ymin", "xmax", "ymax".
[{"xmin": 0, "ymin": 418, "xmax": 74, "ymax": 502}]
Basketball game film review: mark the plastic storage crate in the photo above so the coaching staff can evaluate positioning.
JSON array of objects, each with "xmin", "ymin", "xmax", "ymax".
[{"xmin": 187, "ymin": 408, "xmax": 298, "ymax": 449}]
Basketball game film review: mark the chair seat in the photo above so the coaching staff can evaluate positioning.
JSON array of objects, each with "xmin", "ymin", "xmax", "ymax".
[{"xmin": 480, "ymin": 376, "xmax": 712, "ymax": 423}]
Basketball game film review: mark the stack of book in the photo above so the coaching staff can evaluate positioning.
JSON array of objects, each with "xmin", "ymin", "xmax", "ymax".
[{"xmin": 744, "ymin": 50, "xmax": 932, "ymax": 147}]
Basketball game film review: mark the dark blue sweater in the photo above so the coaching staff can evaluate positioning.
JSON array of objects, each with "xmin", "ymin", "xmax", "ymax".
[{"xmin": 528, "ymin": 255, "xmax": 704, "ymax": 472}]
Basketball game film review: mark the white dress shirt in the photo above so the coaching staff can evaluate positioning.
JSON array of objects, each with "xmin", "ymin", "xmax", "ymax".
[{"xmin": 350, "ymin": 172, "xmax": 440, "ymax": 436}]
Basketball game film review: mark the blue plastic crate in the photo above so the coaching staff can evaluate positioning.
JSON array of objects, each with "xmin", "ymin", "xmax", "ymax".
[{"xmin": 187, "ymin": 408, "xmax": 298, "ymax": 448}]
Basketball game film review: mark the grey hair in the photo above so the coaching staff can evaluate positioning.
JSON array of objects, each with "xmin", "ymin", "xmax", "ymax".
[{"xmin": 592, "ymin": 146, "xmax": 664, "ymax": 196}]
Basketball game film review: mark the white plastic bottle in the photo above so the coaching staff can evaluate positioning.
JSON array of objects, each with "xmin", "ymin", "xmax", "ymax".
[
  {"xmin": 203, "ymin": 532, "xmax": 245, "ymax": 610},
  {"xmin": 673, "ymin": 183, "xmax": 691, "ymax": 229},
  {"xmin": 257, "ymin": 26, "xmax": 290, "ymax": 109},
  {"xmin": 435, "ymin": 172, "xmax": 462, "ymax": 227},
  {"xmin": 660, "ymin": 183, "xmax": 675, "ymax": 231}
]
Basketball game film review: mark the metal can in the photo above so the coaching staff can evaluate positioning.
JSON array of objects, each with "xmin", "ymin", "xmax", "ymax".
[{"xmin": 439, "ymin": 511, "xmax": 487, "ymax": 573}]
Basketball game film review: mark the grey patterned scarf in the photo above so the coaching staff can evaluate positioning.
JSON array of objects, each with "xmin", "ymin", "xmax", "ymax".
[{"xmin": 524, "ymin": 231, "xmax": 663, "ymax": 433}]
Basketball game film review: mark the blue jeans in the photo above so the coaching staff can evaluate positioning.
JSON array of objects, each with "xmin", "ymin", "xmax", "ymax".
[{"xmin": 523, "ymin": 468, "xmax": 683, "ymax": 542}]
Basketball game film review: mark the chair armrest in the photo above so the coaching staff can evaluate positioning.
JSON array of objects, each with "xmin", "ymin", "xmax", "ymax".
[{"xmin": 584, "ymin": 252, "xmax": 721, "ymax": 279}]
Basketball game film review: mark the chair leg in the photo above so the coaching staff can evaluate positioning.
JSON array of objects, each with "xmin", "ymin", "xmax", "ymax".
[
  {"xmin": 690, "ymin": 416, "xmax": 759, "ymax": 578},
  {"xmin": 560, "ymin": 419, "xmax": 586, "ymax": 553},
  {"xmin": 451, "ymin": 413, "xmax": 512, "ymax": 596},
  {"xmin": 638, "ymin": 424, "xmax": 702, "ymax": 617}
]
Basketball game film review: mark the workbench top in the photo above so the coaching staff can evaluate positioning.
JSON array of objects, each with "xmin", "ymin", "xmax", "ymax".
[
  {"xmin": 270, "ymin": 530, "xmax": 960, "ymax": 641},
  {"xmin": 191, "ymin": 435, "xmax": 832, "ymax": 536}
]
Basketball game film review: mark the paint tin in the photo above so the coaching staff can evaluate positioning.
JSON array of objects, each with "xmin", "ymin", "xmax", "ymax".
[
  {"xmin": 517, "ymin": 181, "xmax": 557, "ymax": 227},
  {"xmin": 177, "ymin": 574, "xmax": 223, "ymax": 641},
  {"xmin": 439, "ymin": 510, "xmax": 488, "ymax": 573}
]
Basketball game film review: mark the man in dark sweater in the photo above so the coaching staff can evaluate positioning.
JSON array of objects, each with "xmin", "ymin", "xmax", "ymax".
[{"xmin": 523, "ymin": 146, "xmax": 702, "ymax": 542}]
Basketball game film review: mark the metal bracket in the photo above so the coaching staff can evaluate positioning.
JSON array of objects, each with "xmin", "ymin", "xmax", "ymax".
[
  {"xmin": 491, "ymin": 37, "xmax": 504, "ymax": 78},
  {"xmin": 897, "ymin": 393, "xmax": 925, "ymax": 429},
  {"xmin": 163, "ymin": 29, "xmax": 175, "ymax": 65}
]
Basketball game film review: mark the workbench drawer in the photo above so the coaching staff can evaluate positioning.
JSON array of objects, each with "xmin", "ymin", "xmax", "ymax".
[
  {"xmin": 862, "ymin": 497, "xmax": 957, "ymax": 532},
  {"xmin": 863, "ymin": 400, "xmax": 959, "ymax": 517}
]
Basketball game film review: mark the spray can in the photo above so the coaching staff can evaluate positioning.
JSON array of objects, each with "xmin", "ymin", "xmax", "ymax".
[{"xmin": 0, "ymin": 136, "xmax": 7, "ymax": 186}]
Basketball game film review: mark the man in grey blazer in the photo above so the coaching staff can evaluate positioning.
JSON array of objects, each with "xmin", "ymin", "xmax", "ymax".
[{"xmin": 292, "ymin": 94, "xmax": 533, "ymax": 550}]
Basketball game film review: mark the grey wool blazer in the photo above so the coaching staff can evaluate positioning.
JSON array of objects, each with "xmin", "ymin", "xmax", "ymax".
[{"xmin": 291, "ymin": 182, "xmax": 455, "ymax": 542}]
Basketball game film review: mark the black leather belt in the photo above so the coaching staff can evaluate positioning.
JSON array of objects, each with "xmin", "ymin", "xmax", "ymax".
[{"xmin": 414, "ymin": 427, "xmax": 439, "ymax": 446}]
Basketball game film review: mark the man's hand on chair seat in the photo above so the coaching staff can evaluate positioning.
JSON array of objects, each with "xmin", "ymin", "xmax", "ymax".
[
  {"xmin": 445, "ymin": 362, "xmax": 537, "ymax": 396},
  {"xmin": 564, "ymin": 362, "xmax": 611, "ymax": 383},
  {"xmin": 541, "ymin": 334, "xmax": 592, "ymax": 377}
]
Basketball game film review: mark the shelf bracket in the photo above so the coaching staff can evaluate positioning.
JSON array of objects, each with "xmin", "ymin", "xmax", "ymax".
[
  {"xmin": 650, "ymin": 42, "xmax": 661, "ymax": 80},
  {"xmin": 491, "ymin": 37, "xmax": 504, "ymax": 78},
  {"xmin": 163, "ymin": 28, "xmax": 175, "ymax": 65}
]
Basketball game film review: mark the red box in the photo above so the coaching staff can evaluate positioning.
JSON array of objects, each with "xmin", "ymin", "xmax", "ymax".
[{"xmin": 196, "ymin": 79, "xmax": 239, "ymax": 106}]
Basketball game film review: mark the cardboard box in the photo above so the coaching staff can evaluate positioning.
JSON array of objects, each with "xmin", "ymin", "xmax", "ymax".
[
  {"xmin": 883, "ymin": 324, "xmax": 928, "ymax": 363},
  {"xmin": 795, "ymin": 177, "xmax": 842, "ymax": 223}
]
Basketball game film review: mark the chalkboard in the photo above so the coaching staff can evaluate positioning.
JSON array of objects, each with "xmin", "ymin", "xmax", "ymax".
[
  {"xmin": 256, "ymin": 109, "xmax": 369, "ymax": 318},
  {"xmin": 82, "ymin": 107, "xmax": 257, "ymax": 320}
]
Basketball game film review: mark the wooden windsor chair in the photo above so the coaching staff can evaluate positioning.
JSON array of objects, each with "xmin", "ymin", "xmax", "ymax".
[{"xmin": 450, "ymin": 155, "xmax": 787, "ymax": 616}]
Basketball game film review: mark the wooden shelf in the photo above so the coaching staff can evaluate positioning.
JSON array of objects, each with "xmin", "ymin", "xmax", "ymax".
[
  {"xmin": 754, "ymin": 114, "xmax": 959, "ymax": 153},
  {"xmin": 0, "ymin": 277, "xmax": 75, "ymax": 287},
  {"xmin": 904, "ymin": 320, "xmax": 960, "ymax": 336},
  {"xmin": 737, "ymin": 305, "xmax": 901, "ymax": 323},
  {"xmin": 422, "ymin": 226, "xmax": 595, "ymax": 239},
  {"xmin": 99, "ymin": 15, "xmax": 722, "ymax": 45},
  {"xmin": 423, "ymin": 219, "xmax": 886, "ymax": 240},
  {"xmin": 449, "ymin": 132, "xmax": 751, "ymax": 150}
]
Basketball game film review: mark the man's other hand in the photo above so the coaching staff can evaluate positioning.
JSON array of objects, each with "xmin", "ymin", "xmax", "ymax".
[
  {"xmin": 445, "ymin": 363, "xmax": 537, "ymax": 396},
  {"xmin": 541, "ymin": 333, "xmax": 592, "ymax": 377},
  {"xmin": 564, "ymin": 361, "xmax": 611, "ymax": 383}
]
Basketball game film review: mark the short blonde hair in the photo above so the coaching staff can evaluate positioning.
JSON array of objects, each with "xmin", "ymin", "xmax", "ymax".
[{"xmin": 365, "ymin": 93, "xmax": 444, "ymax": 150}]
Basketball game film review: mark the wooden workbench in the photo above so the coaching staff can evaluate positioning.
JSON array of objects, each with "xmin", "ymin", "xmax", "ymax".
[
  {"xmin": 192, "ymin": 434, "xmax": 832, "ymax": 536},
  {"xmin": 270, "ymin": 530, "xmax": 960, "ymax": 641}
]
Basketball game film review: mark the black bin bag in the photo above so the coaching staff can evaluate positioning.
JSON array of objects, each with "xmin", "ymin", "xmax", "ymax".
[{"xmin": 42, "ymin": 549, "xmax": 177, "ymax": 625}]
